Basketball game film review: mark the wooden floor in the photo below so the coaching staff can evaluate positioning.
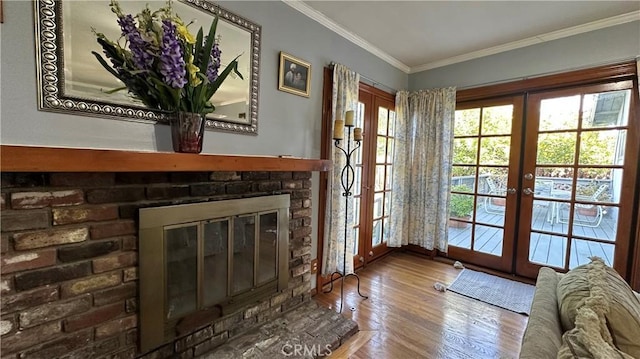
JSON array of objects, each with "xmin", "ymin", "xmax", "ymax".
[
  {"xmin": 315, "ymin": 252, "xmax": 528, "ymax": 359},
  {"xmin": 448, "ymin": 203, "xmax": 616, "ymax": 269}
]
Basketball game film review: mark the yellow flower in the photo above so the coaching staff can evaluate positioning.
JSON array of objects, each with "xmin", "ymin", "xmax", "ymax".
[
  {"xmin": 186, "ymin": 55, "xmax": 202, "ymax": 86},
  {"xmin": 177, "ymin": 24, "xmax": 196, "ymax": 44}
]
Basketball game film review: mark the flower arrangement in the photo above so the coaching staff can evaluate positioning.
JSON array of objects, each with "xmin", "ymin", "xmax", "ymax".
[{"xmin": 92, "ymin": 0, "xmax": 242, "ymax": 115}]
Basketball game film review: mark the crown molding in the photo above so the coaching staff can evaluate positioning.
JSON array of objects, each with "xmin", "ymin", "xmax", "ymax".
[
  {"xmin": 282, "ymin": 0, "xmax": 411, "ymax": 73},
  {"xmin": 410, "ymin": 11, "xmax": 640, "ymax": 74}
]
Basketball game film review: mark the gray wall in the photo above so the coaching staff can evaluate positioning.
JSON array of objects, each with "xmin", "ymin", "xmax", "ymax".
[
  {"xmin": 1, "ymin": 0, "xmax": 406, "ymax": 154},
  {"xmin": 0, "ymin": 0, "xmax": 407, "ymax": 289},
  {"xmin": 409, "ymin": 21, "xmax": 640, "ymax": 91}
]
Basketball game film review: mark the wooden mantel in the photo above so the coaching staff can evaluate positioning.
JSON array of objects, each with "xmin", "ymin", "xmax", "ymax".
[{"xmin": 1, "ymin": 145, "xmax": 332, "ymax": 172}]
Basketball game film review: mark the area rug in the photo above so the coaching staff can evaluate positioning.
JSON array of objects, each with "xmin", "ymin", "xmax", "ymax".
[{"xmin": 447, "ymin": 269, "xmax": 535, "ymax": 315}]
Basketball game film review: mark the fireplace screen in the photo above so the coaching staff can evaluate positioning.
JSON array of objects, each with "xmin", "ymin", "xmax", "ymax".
[{"xmin": 139, "ymin": 195, "xmax": 289, "ymax": 352}]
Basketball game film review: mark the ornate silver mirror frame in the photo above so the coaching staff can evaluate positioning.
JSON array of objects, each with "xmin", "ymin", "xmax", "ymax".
[{"xmin": 35, "ymin": 0, "xmax": 261, "ymax": 134}]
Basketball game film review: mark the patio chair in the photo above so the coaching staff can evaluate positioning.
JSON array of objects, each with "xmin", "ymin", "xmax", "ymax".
[
  {"xmin": 556, "ymin": 184, "xmax": 608, "ymax": 227},
  {"xmin": 483, "ymin": 176, "xmax": 507, "ymax": 214}
]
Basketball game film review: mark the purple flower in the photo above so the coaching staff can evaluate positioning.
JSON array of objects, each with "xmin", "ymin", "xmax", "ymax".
[
  {"xmin": 206, "ymin": 41, "xmax": 221, "ymax": 83},
  {"xmin": 160, "ymin": 20, "xmax": 187, "ymax": 89},
  {"xmin": 117, "ymin": 14, "xmax": 153, "ymax": 70}
]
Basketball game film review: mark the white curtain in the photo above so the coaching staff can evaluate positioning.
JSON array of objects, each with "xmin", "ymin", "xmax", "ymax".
[
  {"xmin": 388, "ymin": 87, "xmax": 457, "ymax": 252},
  {"xmin": 322, "ymin": 64, "xmax": 360, "ymax": 276}
]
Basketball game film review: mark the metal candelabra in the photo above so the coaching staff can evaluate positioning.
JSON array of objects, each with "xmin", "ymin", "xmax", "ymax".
[{"xmin": 324, "ymin": 124, "xmax": 368, "ymax": 313}]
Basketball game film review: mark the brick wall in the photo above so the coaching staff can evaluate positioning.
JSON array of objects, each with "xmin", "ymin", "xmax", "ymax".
[{"xmin": 0, "ymin": 171, "xmax": 313, "ymax": 358}]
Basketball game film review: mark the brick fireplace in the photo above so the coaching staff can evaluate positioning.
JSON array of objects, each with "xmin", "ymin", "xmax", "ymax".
[{"xmin": 0, "ymin": 146, "xmax": 331, "ymax": 358}]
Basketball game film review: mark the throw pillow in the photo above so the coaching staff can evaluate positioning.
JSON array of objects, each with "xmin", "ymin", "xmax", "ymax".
[
  {"xmin": 557, "ymin": 257, "xmax": 640, "ymax": 358},
  {"xmin": 557, "ymin": 276, "xmax": 634, "ymax": 359}
]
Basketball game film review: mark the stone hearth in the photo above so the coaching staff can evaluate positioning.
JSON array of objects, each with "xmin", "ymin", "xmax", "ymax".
[{"xmin": 198, "ymin": 301, "xmax": 358, "ymax": 358}]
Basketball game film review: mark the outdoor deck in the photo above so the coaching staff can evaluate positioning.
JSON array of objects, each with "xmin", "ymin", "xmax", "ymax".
[{"xmin": 448, "ymin": 202, "xmax": 617, "ymax": 269}]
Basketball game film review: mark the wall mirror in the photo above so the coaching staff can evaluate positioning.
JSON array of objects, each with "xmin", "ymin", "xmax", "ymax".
[{"xmin": 35, "ymin": 0, "xmax": 261, "ymax": 134}]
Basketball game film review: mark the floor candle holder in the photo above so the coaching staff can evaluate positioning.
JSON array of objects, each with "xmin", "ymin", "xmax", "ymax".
[{"xmin": 324, "ymin": 115, "xmax": 368, "ymax": 313}]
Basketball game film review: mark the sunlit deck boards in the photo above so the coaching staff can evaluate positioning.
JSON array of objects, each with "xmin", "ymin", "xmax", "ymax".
[{"xmin": 448, "ymin": 204, "xmax": 616, "ymax": 269}]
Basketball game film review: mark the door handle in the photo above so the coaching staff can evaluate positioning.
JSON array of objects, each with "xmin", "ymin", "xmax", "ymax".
[
  {"xmin": 523, "ymin": 188, "xmax": 534, "ymax": 195},
  {"xmin": 506, "ymin": 188, "xmax": 516, "ymax": 194}
]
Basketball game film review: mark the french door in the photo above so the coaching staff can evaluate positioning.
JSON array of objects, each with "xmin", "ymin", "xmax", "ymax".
[
  {"xmin": 450, "ymin": 79, "xmax": 639, "ymax": 278},
  {"xmin": 516, "ymin": 81, "xmax": 638, "ymax": 277},
  {"xmin": 350, "ymin": 84, "xmax": 396, "ymax": 269},
  {"xmin": 449, "ymin": 97, "xmax": 523, "ymax": 272}
]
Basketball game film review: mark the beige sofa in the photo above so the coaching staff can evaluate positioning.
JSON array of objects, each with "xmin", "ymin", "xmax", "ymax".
[{"xmin": 519, "ymin": 265, "xmax": 640, "ymax": 359}]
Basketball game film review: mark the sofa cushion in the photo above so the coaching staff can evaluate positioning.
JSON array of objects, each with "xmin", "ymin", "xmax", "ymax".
[
  {"xmin": 519, "ymin": 267, "xmax": 563, "ymax": 359},
  {"xmin": 557, "ymin": 276, "xmax": 634, "ymax": 359},
  {"xmin": 557, "ymin": 257, "xmax": 640, "ymax": 357}
]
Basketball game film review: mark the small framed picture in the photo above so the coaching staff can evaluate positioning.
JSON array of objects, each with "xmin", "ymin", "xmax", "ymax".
[{"xmin": 278, "ymin": 52, "xmax": 311, "ymax": 98}]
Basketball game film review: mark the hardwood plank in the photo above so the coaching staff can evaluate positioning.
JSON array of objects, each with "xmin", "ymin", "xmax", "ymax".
[
  {"xmin": 315, "ymin": 252, "xmax": 528, "ymax": 358},
  {"xmin": 0, "ymin": 145, "xmax": 332, "ymax": 172},
  {"xmin": 329, "ymin": 330, "xmax": 377, "ymax": 358}
]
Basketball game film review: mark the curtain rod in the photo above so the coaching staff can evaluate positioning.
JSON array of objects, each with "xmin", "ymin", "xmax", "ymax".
[{"xmin": 328, "ymin": 62, "xmax": 398, "ymax": 94}]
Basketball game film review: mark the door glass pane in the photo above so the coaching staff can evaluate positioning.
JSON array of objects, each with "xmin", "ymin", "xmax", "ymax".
[
  {"xmin": 476, "ymin": 196, "xmax": 505, "ymax": 226},
  {"xmin": 372, "ymin": 219, "xmax": 382, "ymax": 246},
  {"xmin": 388, "ymin": 111, "xmax": 396, "ymax": 136},
  {"xmin": 578, "ymin": 168, "xmax": 621, "ymax": 205},
  {"xmin": 356, "ymin": 103, "xmax": 365, "ymax": 127},
  {"xmin": 386, "ymin": 139, "xmax": 394, "ymax": 163},
  {"xmin": 376, "ymin": 136, "xmax": 386, "ymax": 163},
  {"xmin": 354, "ymin": 166, "xmax": 362, "ymax": 196},
  {"xmin": 530, "ymin": 199, "xmax": 555, "ymax": 232},
  {"xmin": 382, "ymin": 218, "xmax": 390, "ymax": 243},
  {"xmin": 448, "ymin": 221, "xmax": 471, "ymax": 249},
  {"xmin": 449, "ymin": 191, "xmax": 475, "ymax": 220},
  {"xmin": 481, "ymin": 105, "xmax": 512, "ymax": 135},
  {"xmin": 378, "ymin": 107, "xmax": 388, "ymax": 135},
  {"xmin": 579, "ymin": 130, "xmax": 625, "ymax": 165},
  {"xmin": 203, "ymin": 220, "xmax": 228, "ymax": 306},
  {"xmin": 385, "ymin": 165, "xmax": 393, "ymax": 190},
  {"xmin": 454, "ymin": 108, "xmax": 480, "ymax": 136},
  {"xmin": 570, "ymin": 204, "xmax": 617, "ymax": 241},
  {"xmin": 537, "ymin": 132, "xmax": 577, "ymax": 165},
  {"xmin": 575, "ymin": 178, "xmax": 613, "ymax": 204},
  {"xmin": 355, "ymin": 144, "xmax": 363, "ymax": 164},
  {"xmin": 473, "ymin": 225, "xmax": 503, "ymax": 256},
  {"xmin": 354, "ymin": 197, "xmax": 360, "ymax": 225},
  {"xmin": 453, "ymin": 138, "xmax": 478, "ymax": 165},
  {"xmin": 258, "ymin": 213, "xmax": 277, "ymax": 285},
  {"xmin": 384, "ymin": 193, "xmax": 391, "ymax": 216},
  {"xmin": 553, "ymin": 202, "xmax": 574, "ymax": 235},
  {"xmin": 479, "ymin": 136, "xmax": 510, "ymax": 165},
  {"xmin": 233, "ymin": 215, "xmax": 255, "ymax": 294},
  {"xmin": 352, "ymin": 227, "xmax": 358, "ymax": 254},
  {"xmin": 582, "ymin": 90, "xmax": 630, "ymax": 128},
  {"xmin": 539, "ymin": 95, "xmax": 580, "ymax": 131},
  {"xmin": 374, "ymin": 165, "xmax": 385, "ymax": 191},
  {"xmin": 452, "ymin": 166, "xmax": 476, "ymax": 183},
  {"xmin": 165, "ymin": 225, "xmax": 198, "ymax": 319},
  {"xmin": 477, "ymin": 167, "xmax": 507, "ymax": 196},
  {"xmin": 373, "ymin": 193, "xmax": 384, "ymax": 218},
  {"xmin": 569, "ymin": 239, "xmax": 614, "ymax": 269},
  {"xmin": 535, "ymin": 167, "xmax": 574, "ymax": 199},
  {"xmin": 529, "ymin": 233, "xmax": 567, "ymax": 268}
]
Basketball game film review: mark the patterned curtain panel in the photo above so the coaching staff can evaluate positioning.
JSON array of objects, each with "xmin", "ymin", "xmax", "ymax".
[
  {"xmin": 388, "ymin": 87, "xmax": 456, "ymax": 252},
  {"xmin": 322, "ymin": 64, "xmax": 360, "ymax": 276},
  {"xmin": 389, "ymin": 91, "xmax": 411, "ymax": 248}
]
